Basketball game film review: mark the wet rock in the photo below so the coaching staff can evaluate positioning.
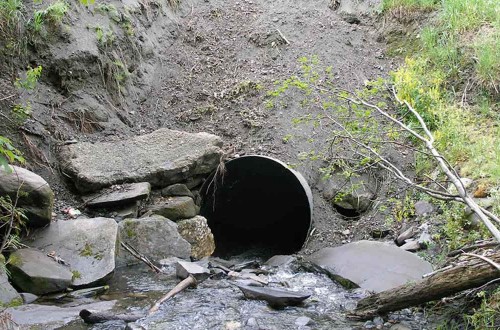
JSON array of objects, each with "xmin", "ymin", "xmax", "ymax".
[
  {"xmin": 147, "ymin": 196, "xmax": 198, "ymax": 221},
  {"xmin": 118, "ymin": 215, "xmax": 191, "ymax": 264},
  {"xmin": 295, "ymin": 316, "xmax": 312, "ymax": 326},
  {"xmin": 58, "ymin": 128, "xmax": 223, "ymax": 193},
  {"xmin": 396, "ymin": 225, "xmax": 417, "ymax": 246},
  {"xmin": 0, "ymin": 165, "xmax": 54, "ymax": 227},
  {"xmin": 319, "ymin": 172, "xmax": 378, "ymax": 216},
  {"xmin": 90, "ymin": 320, "xmax": 127, "ymax": 330},
  {"xmin": 264, "ymin": 255, "xmax": 295, "ymax": 267},
  {"xmin": 177, "ymin": 216, "xmax": 215, "ymax": 259},
  {"xmin": 83, "ymin": 182, "xmax": 151, "ymax": 208},
  {"xmin": 414, "ymin": 201, "xmax": 434, "ymax": 216},
  {"xmin": 161, "ymin": 183, "xmax": 194, "ymax": 199},
  {"xmin": 389, "ymin": 325, "xmax": 411, "ymax": 330},
  {"xmin": 5, "ymin": 300, "xmax": 115, "ymax": 329},
  {"xmin": 126, "ymin": 324, "xmax": 146, "ymax": 330},
  {"xmin": 236, "ymin": 285, "xmax": 311, "ymax": 307},
  {"xmin": 176, "ymin": 260, "xmax": 210, "ymax": 281},
  {"xmin": 1, "ymin": 255, "xmax": 22, "ymax": 307},
  {"xmin": 19, "ymin": 292, "xmax": 38, "ymax": 304},
  {"xmin": 30, "ymin": 218, "xmax": 118, "ymax": 287},
  {"xmin": 400, "ymin": 239, "xmax": 421, "ymax": 252},
  {"xmin": 307, "ymin": 240, "xmax": 433, "ymax": 293},
  {"xmin": 8, "ymin": 249, "xmax": 73, "ymax": 295}
]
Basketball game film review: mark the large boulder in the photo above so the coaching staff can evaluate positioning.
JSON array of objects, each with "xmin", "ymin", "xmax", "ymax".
[
  {"xmin": 118, "ymin": 215, "xmax": 191, "ymax": 264},
  {"xmin": 58, "ymin": 128, "xmax": 223, "ymax": 193},
  {"xmin": 177, "ymin": 216, "xmax": 215, "ymax": 259},
  {"xmin": 318, "ymin": 172, "xmax": 378, "ymax": 216},
  {"xmin": 0, "ymin": 165, "xmax": 54, "ymax": 227},
  {"xmin": 147, "ymin": 196, "xmax": 198, "ymax": 221},
  {"xmin": 0, "ymin": 255, "xmax": 22, "ymax": 307},
  {"xmin": 30, "ymin": 218, "xmax": 118, "ymax": 287},
  {"xmin": 7, "ymin": 249, "xmax": 73, "ymax": 295},
  {"xmin": 307, "ymin": 241, "xmax": 433, "ymax": 293}
]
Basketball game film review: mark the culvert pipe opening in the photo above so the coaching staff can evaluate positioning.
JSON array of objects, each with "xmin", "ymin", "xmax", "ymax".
[{"xmin": 200, "ymin": 155, "xmax": 312, "ymax": 258}]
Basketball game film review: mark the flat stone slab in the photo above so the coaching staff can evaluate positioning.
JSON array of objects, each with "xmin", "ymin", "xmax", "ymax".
[
  {"xmin": 117, "ymin": 215, "xmax": 191, "ymax": 264},
  {"xmin": 237, "ymin": 285, "xmax": 311, "ymax": 307},
  {"xmin": 307, "ymin": 240, "xmax": 433, "ymax": 293},
  {"xmin": 30, "ymin": 218, "xmax": 118, "ymax": 287},
  {"xmin": 176, "ymin": 261, "xmax": 210, "ymax": 281},
  {"xmin": 4, "ymin": 300, "xmax": 115, "ymax": 329},
  {"xmin": 83, "ymin": 182, "xmax": 151, "ymax": 208},
  {"xmin": 8, "ymin": 249, "xmax": 73, "ymax": 295},
  {"xmin": 58, "ymin": 128, "xmax": 223, "ymax": 193}
]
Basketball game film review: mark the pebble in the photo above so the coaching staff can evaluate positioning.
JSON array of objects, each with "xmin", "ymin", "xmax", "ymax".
[{"xmin": 295, "ymin": 316, "xmax": 312, "ymax": 326}]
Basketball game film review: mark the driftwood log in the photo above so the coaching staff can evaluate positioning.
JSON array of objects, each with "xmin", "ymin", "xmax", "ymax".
[
  {"xmin": 79, "ymin": 310, "xmax": 145, "ymax": 324},
  {"xmin": 349, "ymin": 250, "xmax": 500, "ymax": 320}
]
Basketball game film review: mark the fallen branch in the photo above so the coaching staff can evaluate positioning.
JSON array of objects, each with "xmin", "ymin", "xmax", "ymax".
[
  {"xmin": 148, "ymin": 274, "xmax": 197, "ymax": 315},
  {"xmin": 79, "ymin": 310, "xmax": 145, "ymax": 324},
  {"xmin": 349, "ymin": 250, "xmax": 500, "ymax": 320},
  {"xmin": 120, "ymin": 241, "xmax": 163, "ymax": 274}
]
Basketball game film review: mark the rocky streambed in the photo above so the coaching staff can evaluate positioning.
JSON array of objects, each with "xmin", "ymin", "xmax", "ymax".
[{"xmin": 0, "ymin": 128, "xmax": 440, "ymax": 330}]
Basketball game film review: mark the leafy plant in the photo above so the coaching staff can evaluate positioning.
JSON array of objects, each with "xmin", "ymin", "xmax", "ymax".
[
  {"xmin": 15, "ymin": 65, "xmax": 42, "ymax": 90},
  {"xmin": 0, "ymin": 136, "xmax": 24, "ymax": 171},
  {"xmin": 0, "ymin": 195, "xmax": 27, "ymax": 254}
]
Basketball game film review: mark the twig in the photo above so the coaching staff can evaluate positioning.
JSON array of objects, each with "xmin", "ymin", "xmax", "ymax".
[
  {"xmin": 448, "ymin": 242, "xmax": 500, "ymax": 257},
  {"xmin": 462, "ymin": 253, "xmax": 500, "ymax": 272},
  {"xmin": 120, "ymin": 241, "xmax": 163, "ymax": 274},
  {"xmin": 422, "ymin": 265, "xmax": 454, "ymax": 278},
  {"xmin": 275, "ymin": 28, "xmax": 290, "ymax": 45},
  {"xmin": 0, "ymin": 94, "xmax": 15, "ymax": 102}
]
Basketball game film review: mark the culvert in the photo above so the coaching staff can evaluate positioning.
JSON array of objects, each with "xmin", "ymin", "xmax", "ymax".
[{"xmin": 200, "ymin": 155, "xmax": 313, "ymax": 258}]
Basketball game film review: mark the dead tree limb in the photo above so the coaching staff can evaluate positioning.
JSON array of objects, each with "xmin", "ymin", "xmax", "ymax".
[
  {"xmin": 120, "ymin": 241, "xmax": 163, "ymax": 274},
  {"xmin": 349, "ymin": 251, "xmax": 500, "ymax": 320},
  {"xmin": 79, "ymin": 310, "xmax": 145, "ymax": 324},
  {"xmin": 148, "ymin": 275, "xmax": 197, "ymax": 315}
]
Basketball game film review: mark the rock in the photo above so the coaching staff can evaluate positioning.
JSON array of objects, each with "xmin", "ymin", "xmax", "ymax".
[
  {"xmin": 389, "ymin": 325, "xmax": 411, "ymax": 330},
  {"xmin": 414, "ymin": 201, "xmax": 434, "ymax": 216},
  {"xmin": 371, "ymin": 228, "xmax": 391, "ymax": 239},
  {"xmin": 147, "ymin": 196, "xmax": 198, "ymax": 221},
  {"xmin": 8, "ymin": 249, "xmax": 73, "ymax": 295},
  {"xmin": 30, "ymin": 218, "xmax": 118, "ymax": 287},
  {"xmin": 400, "ymin": 239, "xmax": 421, "ymax": 252},
  {"xmin": 295, "ymin": 316, "xmax": 312, "ymax": 326},
  {"xmin": 1, "ymin": 256, "xmax": 22, "ymax": 307},
  {"xmin": 448, "ymin": 178, "xmax": 473, "ymax": 195},
  {"xmin": 118, "ymin": 215, "xmax": 191, "ymax": 264},
  {"xmin": 373, "ymin": 316, "xmax": 384, "ymax": 326},
  {"xmin": 5, "ymin": 300, "xmax": 115, "ymax": 329},
  {"xmin": 264, "ymin": 255, "xmax": 295, "ymax": 267},
  {"xmin": 83, "ymin": 182, "xmax": 151, "ymax": 208},
  {"xmin": 0, "ymin": 165, "xmax": 54, "ymax": 227},
  {"xmin": 126, "ymin": 324, "xmax": 146, "ymax": 330},
  {"xmin": 19, "ymin": 292, "xmax": 38, "ymax": 304},
  {"xmin": 396, "ymin": 225, "xmax": 417, "ymax": 246},
  {"xmin": 319, "ymin": 172, "xmax": 377, "ymax": 216},
  {"xmin": 58, "ymin": 128, "xmax": 223, "ymax": 193},
  {"xmin": 307, "ymin": 241, "xmax": 433, "ymax": 293},
  {"xmin": 236, "ymin": 285, "xmax": 311, "ymax": 307},
  {"xmin": 115, "ymin": 202, "xmax": 140, "ymax": 220},
  {"xmin": 161, "ymin": 184, "xmax": 194, "ymax": 199},
  {"xmin": 177, "ymin": 216, "xmax": 215, "ymax": 259},
  {"xmin": 417, "ymin": 231, "xmax": 432, "ymax": 248},
  {"xmin": 176, "ymin": 260, "xmax": 210, "ymax": 281}
]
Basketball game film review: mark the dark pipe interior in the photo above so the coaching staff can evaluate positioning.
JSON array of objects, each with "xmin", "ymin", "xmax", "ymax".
[{"xmin": 200, "ymin": 156, "xmax": 311, "ymax": 258}]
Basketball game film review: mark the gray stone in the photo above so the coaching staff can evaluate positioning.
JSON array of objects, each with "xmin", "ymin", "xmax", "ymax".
[
  {"xmin": 414, "ymin": 201, "xmax": 434, "ymax": 216},
  {"xmin": 319, "ymin": 172, "xmax": 377, "ymax": 215},
  {"xmin": 418, "ymin": 231, "xmax": 432, "ymax": 248},
  {"xmin": 396, "ymin": 225, "xmax": 417, "ymax": 246},
  {"xmin": 373, "ymin": 316, "xmax": 384, "ymax": 326},
  {"xmin": 307, "ymin": 240, "xmax": 433, "ymax": 293},
  {"xmin": 264, "ymin": 255, "xmax": 295, "ymax": 267},
  {"xmin": 8, "ymin": 249, "xmax": 73, "ymax": 295},
  {"xmin": 83, "ymin": 182, "xmax": 151, "ymax": 208},
  {"xmin": 118, "ymin": 215, "xmax": 191, "ymax": 264},
  {"xmin": 5, "ymin": 300, "xmax": 115, "ymax": 329},
  {"xmin": 148, "ymin": 196, "xmax": 198, "ymax": 221},
  {"xmin": 177, "ymin": 216, "xmax": 215, "ymax": 259},
  {"xmin": 1, "ymin": 257, "xmax": 22, "ymax": 307},
  {"xmin": 176, "ymin": 260, "xmax": 210, "ymax": 281},
  {"xmin": 161, "ymin": 183, "xmax": 194, "ymax": 199},
  {"xmin": 295, "ymin": 316, "xmax": 312, "ymax": 326},
  {"xmin": 30, "ymin": 218, "xmax": 118, "ymax": 287},
  {"xmin": 400, "ymin": 239, "xmax": 421, "ymax": 252},
  {"xmin": 115, "ymin": 202, "xmax": 140, "ymax": 219},
  {"xmin": 0, "ymin": 165, "xmax": 54, "ymax": 227},
  {"xmin": 19, "ymin": 292, "xmax": 38, "ymax": 304},
  {"xmin": 58, "ymin": 128, "xmax": 223, "ymax": 193},
  {"xmin": 237, "ymin": 285, "xmax": 311, "ymax": 307}
]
